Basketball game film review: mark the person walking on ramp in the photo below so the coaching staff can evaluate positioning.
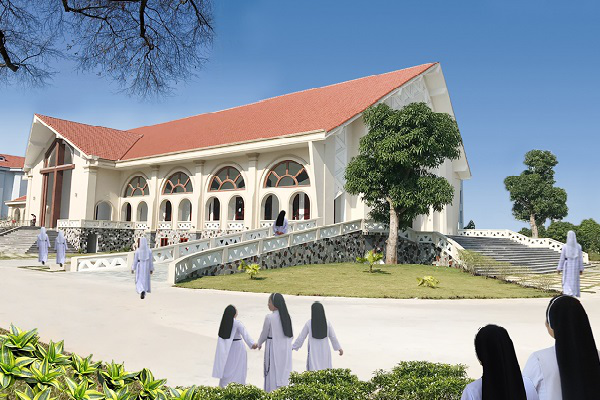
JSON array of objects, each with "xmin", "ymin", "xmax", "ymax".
[
  {"xmin": 557, "ymin": 230, "xmax": 584, "ymax": 297},
  {"xmin": 292, "ymin": 302, "xmax": 343, "ymax": 371},
  {"xmin": 255, "ymin": 293, "xmax": 293, "ymax": 392},
  {"xmin": 131, "ymin": 237, "xmax": 153, "ymax": 299},
  {"xmin": 212, "ymin": 305, "xmax": 256, "ymax": 387}
]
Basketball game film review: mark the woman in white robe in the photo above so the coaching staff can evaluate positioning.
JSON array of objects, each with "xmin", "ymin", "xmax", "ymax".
[
  {"xmin": 55, "ymin": 231, "xmax": 68, "ymax": 267},
  {"xmin": 212, "ymin": 305, "xmax": 256, "ymax": 387},
  {"xmin": 272, "ymin": 211, "xmax": 289, "ymax": 236},
  {"xmin": 256, "ymin": 293, "xmax": 293, "ymax": 392},
  {"xmin": 523, "ymin": 295, "xmax": 600, "ymax": 400},
  {"xmin": 131, "ymin": 237, "xmax": 153, "ymax": 299},
  {"xmin": 461, "ymin": 324, "xmax": 538, "ymax": 400},
  {"xmin": 292, "ymin": 302, "xmax": 343, "ymax": 371},
  {"xmin": 557, "ymin": 231, "xmax": 584, "ymax": 297},
  {"xmin": 37, "ymin": 227, "xmax": 50, "ymax": 265}
]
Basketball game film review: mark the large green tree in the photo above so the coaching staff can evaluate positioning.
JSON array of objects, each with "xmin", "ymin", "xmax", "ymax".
[
  {"xmin": 345, "ymin": 102, "xmax": 462, "ymax": 264},
  {"xmin": 504, "ymin": 150, "xmax": 567, "ymax": 238}
]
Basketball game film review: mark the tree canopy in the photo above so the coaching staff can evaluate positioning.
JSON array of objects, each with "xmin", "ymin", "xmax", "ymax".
[
  {"xmin": 504, "ymin": 150, "xmax": 567, "ymax": 238},
  {"xmin": 0, "ymin": 0, "xmax": 213, "ymax": 97},
  {"xmin": 345, "ymin": 102, "xmax": 462, "ymax": 264}
]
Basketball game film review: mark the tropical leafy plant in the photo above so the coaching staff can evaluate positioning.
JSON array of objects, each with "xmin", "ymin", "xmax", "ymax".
[
  {"xmin": 14, "ymin": 387, "xmax": 57, "ymax": 400},
  {"xmin": 169, "ymin": 386, "xmax": 197, "ymax": 400},
  {"xmin": 36, "ymin": 340, "xmax": 71, "ymax": 367},
  {"xmin": 417, "ymin": 276, "xmax": 440, "ymax": 288},
  {"xmin": 71, "ymin": 354, "xmax": 102, "ymax": 385},
  {"xmin": 64, "ymin": 377, "xmax": 105, "ymax": 400},
  {"xmin": 238, "ymin": 260, "xmax": 261, "ymax": 280},
  {"xmin": 102, "ymin": 382, "xmax": 133, "ymax": 400},
  {"xmin": 1, "ymin": 325, "xmax": 39, "ymax": 355},
  {"xmin": 138, "ymin": 368, "xmax": 168, "ymax": 400},
  {"xmin": 0, "ymin": 343, "xmax": 34, "ymax": 390},
  {"xmin": 26, "ymin": 358, "xmax": 63, "ymax": 390},
  {"xmin": 98, "ymin": 361, "xmax": 139, "ymax": 390},
  {"xmin": 356, "ymin": 249, "xmax": 384, "ymax": 273}
]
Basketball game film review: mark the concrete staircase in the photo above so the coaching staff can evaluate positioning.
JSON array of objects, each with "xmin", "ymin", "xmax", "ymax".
[
  {"xmin": 448, "ymin": 235, "xmax": 591, "ymax": 275},
  {"xmin": 0, "ymin": 227, "xmax": 75, "ymax": 255}
]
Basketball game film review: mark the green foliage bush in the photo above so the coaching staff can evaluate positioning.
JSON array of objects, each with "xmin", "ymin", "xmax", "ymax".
[
  {"xmin": 417, "ymin": 276, "xmax": 439, "ymax": 288},
  {"xmin": 576, "ymin": 219, "xmax": 600, "ymax": 253},
  {"xmin": 0, "ymin": 326, "xmax": 473, "ymax": 400}
]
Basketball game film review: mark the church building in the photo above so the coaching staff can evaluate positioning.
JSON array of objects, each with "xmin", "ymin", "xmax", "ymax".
[{"xmin": 21, "ymin": 62, "xmax": 471, "ymax": 251}]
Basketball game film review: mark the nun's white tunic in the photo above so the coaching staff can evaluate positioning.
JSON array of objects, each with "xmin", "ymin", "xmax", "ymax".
[
  {"xmin": 557, "ymin": 245, "xmax": 584, "ymax": 297},
  {"xmin": 292, "ymin": 320, "xmax": 341, "ymax": 371},
  {"xmin": 37, "ymin": 229, "xmax": 50, "ymax": 263},
  {"xmin": 132, "ymin": 249, "xmax": 154, "ymax": 294},
  {"xmin": 212, "ymin": 319, "xmax": 255, "ymax": 387},
  {"xmin": 55, "ymin": 233, "xmax": 68, "ymax": 265},
  {"xmin": 273, "ymin": 218, "xmax": 289, "ymax": 235},
  {"xmin": 523, "ymin": 346, "xmax": 600, "ymax": 400},
  {"xmin": 461, "ymin": 376, "xmax": 539, "ymax": 400},
  {"xmin": 257, "ymin": 310, "xmax": 293, "ymax": 392}
]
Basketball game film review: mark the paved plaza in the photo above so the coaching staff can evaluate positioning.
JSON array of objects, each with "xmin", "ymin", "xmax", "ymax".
[{"xmin": 1, "ymin": 259, "xmax": 600, "ymax": 389}]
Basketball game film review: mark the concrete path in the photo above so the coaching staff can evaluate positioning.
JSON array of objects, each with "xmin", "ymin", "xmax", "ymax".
[{"xmin": 1, "ymin": 260, "xmax": 600, "ymax": 389}]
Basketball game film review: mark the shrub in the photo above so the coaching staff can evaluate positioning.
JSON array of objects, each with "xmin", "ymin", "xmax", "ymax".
[
  {"xmin": 576, "ymin": 219, "xmax": 600, "ymax": 253},
  {"xmin": 417, "ymin": 276, "xmax": 439, "ymax": 288},
  {"xmin": 546, "ymin": 221, "xmax": 577, "ymax": 243},
  {"xmin": 357, "ymin": 249, "xmax": 384, "ymax": 273},
  {"xmin": 238, "ymin": 260, "xmax": 261, "ymax": 280}
]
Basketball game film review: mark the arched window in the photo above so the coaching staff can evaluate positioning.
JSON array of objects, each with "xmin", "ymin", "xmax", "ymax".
[
  {"xmin": 137, "ymin": 202, "xmax": 148, "ymax": 222},
  {"xmin": 265, "ymin": 161, "xmax": 310, "ymax": 188},
  {"xmin": 291, "ymin": 193, "xmax": 310, "ymax": 220},
  {"xmin": 95, "ymin": 202, "xmax": 112, "ymax": 221},
  {"xmin": 228, "ymin": 196, "xmax": 244, "ymax": 221},
  {"xmin": 261, "ymin": 194, "xmax": 280, "ymax": 220},
  {"xmin": 178, "ymin": 199, "xmax": 192, "ymax": 222},
  {"xmin": 160, "ymin": 200, "xmax": 172, "ymax": 221},
  {"xmin": 163, "ymin": 172, "xmax": 193, "ymax": 194},
  {"xmin": 124, "ymin": 176, "xmax": 149, "ymax": 197},
  {"xmin": 206, "ymin": 197, "xmax": 220, "ymax": 221},
  {"xmin": 121, "ymin": 203, "xmax": 132, "ymax": 222},
  {"xmin": 209, "ymin": 167, "xmax": 245, "ymax": 191}
]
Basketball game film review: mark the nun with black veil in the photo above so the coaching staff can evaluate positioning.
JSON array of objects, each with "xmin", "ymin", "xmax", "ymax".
[
  {"xmin": 254, "ymin": 293, "xmax": 293, "ymax": 392},
  {"xmin": 461, "ymin": 324, "xmax": 538, "ymax": 400},
  {"xmin": 292, "ymin": 302, "xmax": 343, "ymax": 371},
  {"xmin": 272, "ymin": 211, "xmax": 288, "ymax": 236},
  {"xmin": 212, "ymin": 305, "xmax": 256, "ymax": 387},
  {"xmin": 523, "ymin": 295, "xmax": 600, "ymax": 400}
]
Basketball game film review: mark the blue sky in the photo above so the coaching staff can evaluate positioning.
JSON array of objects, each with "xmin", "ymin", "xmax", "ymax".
[{"xmin": 1, "ymin": 0, "xmax": 598, "ymax": 231}]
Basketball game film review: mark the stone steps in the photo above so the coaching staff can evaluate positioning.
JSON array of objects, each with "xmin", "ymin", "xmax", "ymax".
[{"xmin": 0, "ymin": 227, "xmax": 76, "ymax": 254}]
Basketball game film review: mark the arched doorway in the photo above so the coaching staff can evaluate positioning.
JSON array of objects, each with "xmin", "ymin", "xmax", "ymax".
[
  {"xmin": 160, "ymin": 200, "xmax": 172, "ymax": 221},
  {"xmin": 137, "ymin": 202, "xmax": 148, "ymax": 222},
  {"xmin": 178, "ymin": 199, "xmax": 192, "ymax": 221},
  {"xmin": 95, "ymin": 202, "xmax": 112, "ymax": 221},
  {"xmin": 261, "ymin": 194, "xmax": 280, "ymax": 221},
  {"xmin": 228, "ymin": 196, "xmax": 244, "ymax": 221},
  {"xmin": 205, "ymin": 197, "xmax": 220, "ymax": 221},
  {"xmin": 291, "ymin": 193, "xmax": 310, "ymax": 220},
  {"xmin": 121, "ymin": 203, "xmax": 132, "ymax": 222}
]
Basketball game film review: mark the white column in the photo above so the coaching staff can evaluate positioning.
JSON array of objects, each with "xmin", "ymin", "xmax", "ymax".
[
  {"xmin": 24, "ymin": 170, "xmax": 33, "ymax": 224},
  {"xmin": 247, "ymin": 153, "xmax": 259, "ymax": 230},
  {"xmin": 309, "ymin": 141, "xmax": 326, "ymax": 225},
  {"xmin": 148, "ymin": 165, "xmax": 160, "ymax": 232},
  {"xmin": 193, "ymin": 160, "xmax": 205, "ymax": 234},
  {"xmin": 82, "ymin": 164, "xmax": 98, "ymax": 220}
]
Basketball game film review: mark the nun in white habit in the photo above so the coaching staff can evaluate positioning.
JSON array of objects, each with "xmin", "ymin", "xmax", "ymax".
[
  {"xmin": 292, "ymin": 302, "xmax": 343, "ymax": 371},
  {"xmin": 523, "ymin": 295, "xmax": 600, "ymax": 400},
  {"xmin": 212, "ymin": 305, "xmax": 256, "ymax": 387},
  {"xmin": 557, "ymin": 231, "xmax": 584, "ymax": 297},
  {"xmin": 37, "ymin": 227, "xmax": 51, "ymax": 265},
  {"xmin": 55, "ymin": 231, "xmax": 68, "ymax": 267},
  {"xmin": 131, "ymin": 237, "xmax": 154, "ymax": 299},
  {"xmin": 255, "ymin": 293, "xmax": 293, "ymax": 392}
]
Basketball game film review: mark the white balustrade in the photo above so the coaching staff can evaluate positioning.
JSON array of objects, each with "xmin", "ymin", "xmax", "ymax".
[
  {"xmin": 243, "ymin": 228, "xmax": 270, "ymax": 241},
  {"xmin": 135, "ymin": 222, "xmax": 149, "ymax": 230},
  {"xmin": 215, "ymin": 233, "xmax": 243, "ymax": 247},
  {"xmin": 227, "ymin": 221, "xmax": 245, "ymax": 230},
  {"xmin": 204, "ymin": 222, "xmax": 220, "ymax": 230},
  {"xmin": 290, "ymin": 219, "xmax": 317, "ymax": 232},
  {"xmin": 291, "ymin": 229, "xmax": 318, "ymax": 245},
  {"xmin": 177, "ymin": 222, "xmax": 193, "ymax": 230},
  {"xmin": 179, "ymin": 240, "xmax": 211, "ymax": 257},
  {"xmin": 227, "ymin": 242, "xmax": 260, "ymax": 262},
  {"xmin": 73, "ymin": 253, "xmax": 129, "ymax": 271},
  {"xmin": 260, "ymin": 220, "xmax": 274, "ymax": 228},
  {"xmin": 319, "ymin": 225, "xmax": 342, "ymax": 238},
  {"xmin": 262, "ymin": 236, "xmax": 290, "ymax": 252},
  {"xmin": 158, "ymin": 221, "xmax": 173, "ymax": 230}
]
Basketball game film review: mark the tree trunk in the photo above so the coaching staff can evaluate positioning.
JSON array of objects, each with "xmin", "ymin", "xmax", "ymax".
[
  {"xmin": 530, "ymin": 214, "xmax": 539, "ymax": 238},
  {"xmin": 386, "ymin": 199, "xmax": 398, "ymax": 264}
]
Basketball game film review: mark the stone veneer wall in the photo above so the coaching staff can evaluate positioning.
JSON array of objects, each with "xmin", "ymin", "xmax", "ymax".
[
  {"xmin": 181, "ymin": 232, "xmax": 442, "ymax": 280},
  {"xmin": 61, "ymin": 227, "xmax": 135, "ymax": 253}
]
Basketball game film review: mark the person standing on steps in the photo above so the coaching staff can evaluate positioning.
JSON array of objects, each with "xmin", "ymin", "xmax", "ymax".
[
  {"xmin": 37, "ymin": 227, "xmax": 50, "ymax": 266},
  {"xmin": 557, "ymin": 230, "xmax": 584, "ymax": 297},
  {"xmin": 55, "ymin": 231, "xmax": 68, "ymax": 268},
  {"xmin": 131, "ymin": 237, "xmax": 153, "ymax": 299}
]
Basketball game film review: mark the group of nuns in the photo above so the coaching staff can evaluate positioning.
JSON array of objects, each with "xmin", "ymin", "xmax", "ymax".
[
  {"xmin": 36, "ymin": 227, "xmax": 68, "ymax": 267},
  {"xmin": 212, "ymin": 293, "xmax": 343, "ymax": 392},
  {"xmin": 462, "ymin": 294, "xmax": 600, "ymax": 400}
]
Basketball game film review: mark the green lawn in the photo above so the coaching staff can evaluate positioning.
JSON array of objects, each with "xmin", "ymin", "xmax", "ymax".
[{"xmin": 176, "ymin": 263, "xmax": 557, "ymax": 299}]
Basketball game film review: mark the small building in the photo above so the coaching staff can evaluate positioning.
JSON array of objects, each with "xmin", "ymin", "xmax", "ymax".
[
  {"xmin": 21, "ymin": 63, "xmax": 471, "ymax": 251},
  {"xmin": 0, "ymin": 154, "xmax": 27, "ymax": 223}
]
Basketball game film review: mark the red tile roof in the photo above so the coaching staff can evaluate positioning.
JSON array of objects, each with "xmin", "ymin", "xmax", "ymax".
[
  {"xmin": 0, "ymin": 154, "xmax": 25, "ymax": 169},
  {"xmin": 35, "ymin": 115, "xmax": 143, "ymax": 161},
  {"xmin": 35, "ymin": 63, "xmax": 437, "ymax": 161},
  {"xmin": 8, "ymin": 195, "xmax": 26, "ymax": 202}
]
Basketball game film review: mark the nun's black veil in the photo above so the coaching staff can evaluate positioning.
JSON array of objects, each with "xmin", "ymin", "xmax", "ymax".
[
  {"xmin": 275, "ymin": 211, "xmax": 286, "ymax": 227},
  {"xmin": 311, "ymin": 302, "xmax": 327, "ymax": 339},
  {"xmin": 474, "ymin": 324, "xmax": 526, "ymax": 400},
  {"xmin": 271, "ymin": 293, "xmax": 293, "ymax": 337},
  {"xmin": 547, "ymin": 295, "xmax": 600, "ymax": 399},
  {"xmin": 218, "ymin": 305, "xmax": 236, "ymax": 339}
]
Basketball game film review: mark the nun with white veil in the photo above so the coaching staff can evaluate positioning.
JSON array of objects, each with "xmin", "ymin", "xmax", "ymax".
[
  {"xmin": 292, "ymin": 302, "xmax": 343, "ymax": 371},
  {"xmin": 131, "ymin": 237, "xmax": 154, "ymax": 299},
  {"xmin": 255, "ymin": 293, "xmax": 293, "ymax": 392},
  {"xmin": 37, "ymin": 227, "xmax": 51, "ymax": 265},
  {"xmin": 212, "ymin": 305, "xmax": 256, "ymax": 387},
  {"xmin": 557, "ymin": 231, "xmax": 584, "ymax": 297},
  {"xmin": 55, "ymin": 231, "xmax": 68, "ymax": 267}
]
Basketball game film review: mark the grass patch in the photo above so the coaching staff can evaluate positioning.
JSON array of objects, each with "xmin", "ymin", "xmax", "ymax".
[
  {"xmin": 176, "ymin": 263, "xmax": 556, "ymax": 299},
  {"xmin": 589, "ymin": 252, "xmax": 600, "ymax": 262}
]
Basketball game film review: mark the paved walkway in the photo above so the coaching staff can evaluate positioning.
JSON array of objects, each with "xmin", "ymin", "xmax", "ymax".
[{"xmin": 1, "ymin": 260, "xmax": 600, "ymax": 389}]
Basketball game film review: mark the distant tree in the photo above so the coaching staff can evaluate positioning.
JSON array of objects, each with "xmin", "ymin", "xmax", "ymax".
[
  {"xmin": 518, "ymin": 228, "xmax": 532, "ymax": 237},
  {"xmin": 519, "ymin": 224, "xmax": 547, "ymax": 238},
  {"xmin": 0, "ymin": 0, "xmax": 213, "ymax": 97},
  {"xmin": 577, "ymin": 219, "xmax": 600, "ymax": 253},
  {"xmin": 546, "ymin": 221, "xmax": 577, "ymax": 243},
  {"xmin": 345, "ymin": 102, "xmax": 462, "ymax": 264},
  {"xmin": 464, "ymin": 220, "xmax": 475, "ymax": 229},
  {"xmin": 504, "ymin": 150, "xmax": 567, "ymax": 238}
]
